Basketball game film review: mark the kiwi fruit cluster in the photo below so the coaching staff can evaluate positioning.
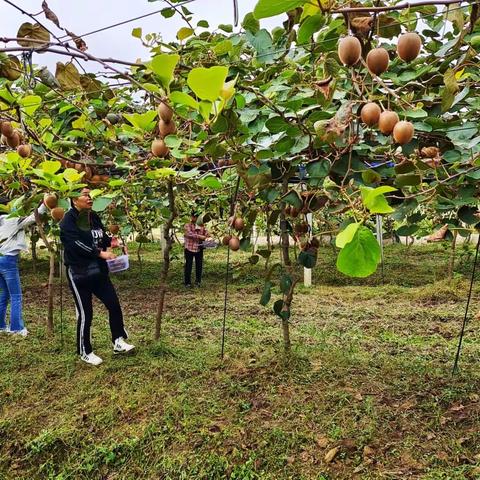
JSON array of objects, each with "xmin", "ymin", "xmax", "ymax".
[
  {"xmin": 338, "ymin": 32, "xmax": 422, "ymax": 70},
  {"xmin": 0, "ymin": 121, "xmax": 32, "ymax": 156},
  {"xmin": 151, "ymin": 100, "xmax": 176, "ymax": 158},
  {"xmin": 223, "ymin": 215, "xmax": 246, "ymax": 251}
]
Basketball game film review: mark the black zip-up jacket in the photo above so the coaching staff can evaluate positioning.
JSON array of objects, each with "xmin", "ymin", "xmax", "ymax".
[{"xmin": 59, "ymin": 207, "xmax": 112, "ymax": 273}]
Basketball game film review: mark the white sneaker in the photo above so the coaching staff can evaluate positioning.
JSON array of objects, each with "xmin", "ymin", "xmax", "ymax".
[
  {"xmin": 113, "ymin": 337, "xmax": 135, "ymax": 354},
  {"xmin": 80, "ymin": 352, "xmax": 103, "ymax": 366},
  {"xmin": 9, "ymin": 328, "xmax": 28, "ymax": 337},
  {"xmin": 0, "ymin": 327, "xmax": 8, "ymax": 333}
]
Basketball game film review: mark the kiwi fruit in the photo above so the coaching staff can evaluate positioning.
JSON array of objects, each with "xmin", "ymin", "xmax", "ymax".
[
  {"xmin": 294, "ymin": 223, "xmax": 309, "ymax": 235},
  {"xmin": 397, "ymin": 33, "xmax": 421, "ymax": 62},
  {"xmin": 151, "ymin": 139, "xmax": 169, "ymax": 157},
  {"xmin": 222, "ymin": 235, "xmax": 231, "ymax": 246},
  {"xmin": 228, "ymin": 236, "xmax": 240, "ymax": 251},
  {"xmin": 360, "ymin": 103, "xmax": 381, "ymax": 127},
  {"xmin": 378, "ymin": 111, "xmax": 399, "ymax": 135},
  {"xmin": 393, "ymin": 121, "xmax": 414, "ymax": 145},
  {"xmin": 100, "ymin": 175, "xmax": 110, "ymax": 183},
  {"xmin": 233, "ymin": 217, "xmax": 245, "ymax": 231},
  {"xmin": 366, "ymin": 47, "xmax": 389, "ymax": 75},
  {"xmin": 6, "ymin": 131, "xmax": 20, "ymax": 148},
  {"xmin": 90, "ymin": 175, "xmax": 102, "ymax": 184},
  {"xmin": 338, "ymin": 36, "xmax": 362, "ymax": 66},
  {"xmin": 44, "ymin": 194, "xmax": 58, "ymax": 209},
  {"xmin": 0, "ymin": 121, "xmax": 13, "ymax": 138},
  {"xmin": 17, "ymin": 144, "xmax": 32, "ymax": 158},
  {"xmin": 84, "ymin": 166, "xmax": 93, "ymax": 181},
  {"xmin": 51, "ymin": 207, "xmax": 65, "ymax": 222},
  {"xmin": 109, "ymin": 224, "xmax": 120, "ymax": 235},
  {"xmin": 74, "ymin": 163, "xmax": 83, "ymax": 172},
  {"xmin": 158, "ymin": 102, "xmax": 173, "ymax": 123},
  {"xmin": 159, "ymin": 119, "xmax": 177, "ymax": 137}
]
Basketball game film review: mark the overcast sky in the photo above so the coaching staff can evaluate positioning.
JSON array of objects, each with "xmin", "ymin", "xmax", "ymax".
[{"xmin": 1, "ymin": 0, "xmax": 280, "ymax": 75}]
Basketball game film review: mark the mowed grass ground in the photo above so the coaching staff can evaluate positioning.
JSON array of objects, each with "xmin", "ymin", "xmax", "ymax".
[{"xmin": 1, "ymin": 241, "xmax": 480, "ymax": 479}]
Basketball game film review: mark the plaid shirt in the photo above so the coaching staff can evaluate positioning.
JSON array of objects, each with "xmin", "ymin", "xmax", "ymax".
[{"xmin": 184, "ymin": 223, "xmax": 207, "ymax": 253}]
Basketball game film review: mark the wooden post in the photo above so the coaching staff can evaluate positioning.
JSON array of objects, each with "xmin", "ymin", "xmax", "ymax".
[{"xmin": 304, "ymin": 213, "xmax": 313, "ymax": 287}]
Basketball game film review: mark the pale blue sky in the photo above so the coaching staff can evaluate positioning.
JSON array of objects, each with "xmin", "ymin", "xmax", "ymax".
[{"xmin": 1, "ymin": 0, "xmax": 281, "ymax": 74}]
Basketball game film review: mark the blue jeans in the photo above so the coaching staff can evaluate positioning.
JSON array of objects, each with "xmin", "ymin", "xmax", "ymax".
[{"xmin": 0, "ymin": 255, "xmax": 24, "ymax": 332}]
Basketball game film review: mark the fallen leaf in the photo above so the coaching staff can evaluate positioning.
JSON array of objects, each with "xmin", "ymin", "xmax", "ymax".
[
  {"xmin": 324, "ymin": 446, "xmax": 340, "ymax": 463},
  {"xmin": 350, "ymin": 16, "xmax": 373, "ymax": 37},
  {"xmin": 316, "ymin": 435, "xmax": 329, "ymax": 448},
  {"xmin": 354, "ymin": 392, "xmax": 364, "ymax": 401},
  {"xmin": 363, "ymin": 445, "xmax": 375, "ymax": 458},
  {"xmin": 286, "ymin": 456, "xmax": 295, "ymax": 465}
]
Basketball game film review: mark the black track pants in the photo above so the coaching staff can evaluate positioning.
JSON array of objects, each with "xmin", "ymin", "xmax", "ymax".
[
  {"xmin": 66, "ymin": 268, "xmax": 127, "ymax": 355},
  {"xmin": 184, "ymin": 249, "xmax": 203, "ymax": 286}
]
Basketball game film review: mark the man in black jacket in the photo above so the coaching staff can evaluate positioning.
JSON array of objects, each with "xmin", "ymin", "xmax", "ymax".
[{"xmin": 60, "ymin": 188, "xmax": 134, "ymax": 366}]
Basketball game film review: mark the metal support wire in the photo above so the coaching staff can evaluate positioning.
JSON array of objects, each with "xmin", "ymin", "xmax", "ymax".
[
  {"xmin": 376, "ymin": 215, "xmax": 385, "ymax": 285},
  {"xmin": 452, "ymin": 234, "xmax": 480, "ymax": 374},
  {"xmin": 59, "ymin": 249, "xmax": 64, "ymax": 348}
]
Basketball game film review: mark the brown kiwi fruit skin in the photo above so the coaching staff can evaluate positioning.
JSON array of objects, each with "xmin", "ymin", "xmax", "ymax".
[
  {"xmin": 233, "ymin": 217, "xmax": 245, "ymax": 231},
  {"xmin": 6, "ymin": 131, "xmax": 20, "ymax": 148},
  {"xmin": 228, "ymin": 236, "xmax": 240, "ymax": 251},
  {"xmin": 360, "ymin": 103, "xmax": 381, "ymax": 127},
  {"xmin": 158, "ymin": 102, "xmax": 173, "ymax": 123},
  {"xmin": 151, "ymin": 139, "xmax": 169, "ymax": 157},
  {"xmin": 222, "ymin": 235, "xmax": 231, "ymax": 246},
  {"xmin": 159, "ymin": 119, "xmax": 177, "ymax": 137},
  {"xmin": 397, "ymin": 33, "xmax": 421, "ymax": 62},
  {"xmin": 0, "ymin": 121, "xmax": 14, "ymax": 138},
  {"xmin": 17, "ymin": 144, "xmax": 32, "ymax": 158},
  {"xmin": 393, "ymin": 121, "xmax": 414, "ymax": 145},
  {"xmin": 44, "ymin": 195, "xmax": 58, "ymax": 209},
  {"xmin": 378, "ymin": 111, "xmax": 400, "ymax": 135},
  {"xmin": 338, "ymin": 36, "xmax": 362, "ymax": 66},
  {"xmin": 51, "ymin": 207, "xmax": 65, "ymax": 222},
  {"xmin": 366, "ymin": 48, "xmax": 389, "ymax": 75}
]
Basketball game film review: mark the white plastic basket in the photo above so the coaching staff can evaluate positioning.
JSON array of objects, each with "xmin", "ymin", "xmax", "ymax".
[{"xmin": 107, "ymin": 254, "xmax": 129, "ymax": 273}]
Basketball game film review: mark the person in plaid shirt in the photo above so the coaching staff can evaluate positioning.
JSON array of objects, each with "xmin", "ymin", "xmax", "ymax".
[{"xmin": 184, "ymin": 212, "xmax": 209, "ymax": 287}]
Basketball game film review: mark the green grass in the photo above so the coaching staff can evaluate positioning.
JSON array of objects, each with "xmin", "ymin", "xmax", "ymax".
[{"xmin": 1, "ymin": 242, "xmax": 480, "ymax": 479}]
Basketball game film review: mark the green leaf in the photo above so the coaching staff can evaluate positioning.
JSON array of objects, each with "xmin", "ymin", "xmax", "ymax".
[
  {"xmin": 260, "ymin": 281, "xmax": 272, "ymax": 306},
  {"xmin": 298, "ymin": 250, "xmax": 317, "ymax": 268},
  {"xmin": 254, "ymin": 0, "xmax": 305, "ymax": 19},
  {"xmin": 63, "ymin": 168, "xmax": 83, "ymax": 183},
  {"xmin": 187, "ymin": 66, "xmax": 229, "ymax": 102},
  {"xmin": 123, "ymin": 111, "xmax": 157, "ymax": 131},
  {"xmin": 92, "ymin": 197, "xmax": 113, "ymax": 213},
  {"xmin": 360, "ymin": 185, "xmax": 396, "ymax": 214},
  {"xmin": 40, "ymin": 160, "xmax": 61, "ymax": 175},
  {"xmin": 273, "ymin": 299, "xmax": 290, "ymax": 320},
  {"xmin": 198, "ymin": 175, "xmax": 222, "ymax": 189},
  {"xmin": 242, "ymin": 12, "xmax": 260, "ymax": 33},
  {"xmin": 336, "ymin": 226, "xmax": 381, "ymax": 278},
  {"xmin": 145, "ymin": 168, "xmax": 176, "ymax": 179},
  {"xmin": 161, "ymin": 7, "xmax": 175, "ymax": 18},
  {"xmin": 19, "ymin": 95, "xmax": 42, "ymax": 116},
  {"xmin": 282, "ymin": 190, "xmax": 302, "ymax": 209},
  {"xmin": 395, "ymin": 173, "xmax": 422, "ymax": 187},
  {"xmin": 297, "ymin": 14, "xmax": 323, "ymax": 44},
  {"xmin": 132, "ymin": 27, "xmax": 142, "ymax": 38},
  {"xmin": 177, "ymin": 27, "xmax": 194, "ymax": 41},
  {"xmin": 213, "ymin": 40, "xmax": 233, "ymax": 56},
  {"xmin": 306, "ymin": 160, "xmax": 329, "ymax": 187},
  {"xmin": 265, "ymin": 116, "xmax": 290, "ymax": 133},
  {"xmin": 149, "ymin": 54, "xmax": 180, "ymax": 91},
  {"xmin": 336, "ymin": 222, "xmax": 360, "ymax": 248},
  {"xmin": 169, "ymin": 91, "xmax": 199, "ymax": 109},
  {"xmin": 280, "ymin": 274, "xmax": 292, "ymax": 294}
]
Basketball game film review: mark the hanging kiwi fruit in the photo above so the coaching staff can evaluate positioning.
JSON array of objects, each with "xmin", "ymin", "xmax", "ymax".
[
  {"xmin": 366, "ymin": 47, "xmax": 389, "ymax": 75},
  {"xmin": 397, "ymin": 33, "xmax": 422, "ymax": 62},
  {"xmin": 338, "ymin": 36, "xmax": 362, "ymax": 66},
  {"xmin": 360, "ymin": 103, "xmax": 381, "ymax": 127},
  {"xmin": 378, "ymin": 110, "xmax": 400, "ymax": 135},
  {"xmin": 393, "ymin": 121, "xmax": 414, "ymax": 145}
]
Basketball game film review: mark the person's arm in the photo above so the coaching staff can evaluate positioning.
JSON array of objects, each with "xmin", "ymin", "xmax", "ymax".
[
  {"xmin": 60, "ymin": 215, "xmax": 114, "ymax": 260},
  {"xmin": 15, "ymin": 203, "xmax": 48, "ymax": 230},
  {"xmin": 184, "ymin": 223, "xmax": 202, "ymax": 240}
]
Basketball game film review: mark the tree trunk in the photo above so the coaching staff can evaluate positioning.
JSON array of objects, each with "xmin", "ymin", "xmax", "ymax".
[
  {"xmin": 137, "ymin": 241, "xmax": 143, "ymax": 273},
  {"xmin": 155, "ymin": 180, "xmax": 177, "ymax": 340},
  {"xmin": 448, "ymin": 231, "xmax": 457, "ymax": 282},
  {"xmin": 280, "ymin": 177, "xmax": 291, "ymax": 266},
  {"xmin": 30, "ymin": 230, "xmax": 37, "ymax": 274},
  {"xmin": 46, "ymin": 251, "xmax": 55, "ymax": 335}
]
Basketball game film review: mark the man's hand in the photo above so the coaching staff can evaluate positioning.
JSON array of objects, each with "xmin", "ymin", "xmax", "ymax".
[
  {"xmin": 99, "ymin": 251, "xmax": 116, "ymax": 260},
  {"xmin": 111, "ymin": 237, "xmax": 119, "ymax": 248},
  {"xmin": 199, "ymin": 235, "xmax": 207, "ymax": 241}
]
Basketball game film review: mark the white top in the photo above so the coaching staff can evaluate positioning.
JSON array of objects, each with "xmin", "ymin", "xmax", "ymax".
[{"xmin": 0, "ymin": 204, "xmax": 47, "ymax": 256}]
